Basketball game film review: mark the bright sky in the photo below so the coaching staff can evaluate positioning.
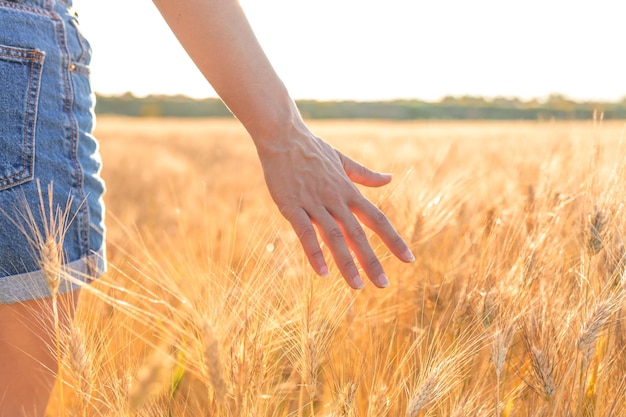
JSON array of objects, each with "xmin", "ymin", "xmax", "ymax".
[{"xmin": 77, "ymin": 0, "xmax": 626, "ymax": 102}]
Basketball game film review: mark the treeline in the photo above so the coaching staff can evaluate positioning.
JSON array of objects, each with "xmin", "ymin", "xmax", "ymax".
[{"xmin": 95, "ymin": 93, "xmax": 626, "ymax": 120}]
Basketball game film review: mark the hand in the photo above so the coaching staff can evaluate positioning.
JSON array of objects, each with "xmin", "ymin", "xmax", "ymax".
[
  {"xmin": 152, "ymin": 0, "xmax": 415, "ymax": 286},
  {"xmin": 257, "ymin": 124, "xmax": 415, "ymax": 289}
]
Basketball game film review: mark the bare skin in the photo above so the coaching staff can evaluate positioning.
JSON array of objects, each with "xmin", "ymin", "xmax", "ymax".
[
  {"xmin": 153, "ymin": 0, "xmax": 415, "ymax": 288},
  {"xmin": 0, "ymin": 290, "xmax": 80, "ymax": 417}
]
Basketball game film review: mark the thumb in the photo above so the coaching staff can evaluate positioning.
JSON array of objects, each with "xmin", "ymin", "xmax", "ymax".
[{"xmin": 338, "ymin": 151, "xmax": 392, "ymax": 187}]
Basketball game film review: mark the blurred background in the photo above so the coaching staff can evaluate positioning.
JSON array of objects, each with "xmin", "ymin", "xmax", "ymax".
[{"xmin": 79, "ymin": 0, "xmax": 626, "ymax": 103}]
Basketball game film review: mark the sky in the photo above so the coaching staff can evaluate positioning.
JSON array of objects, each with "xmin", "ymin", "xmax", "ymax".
[{"xmin": 77, "ymin": 0, "xmax": 626, "ymax": 102}]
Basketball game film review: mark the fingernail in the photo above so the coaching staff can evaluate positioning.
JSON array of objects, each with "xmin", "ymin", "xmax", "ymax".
[
  {"xmin": 319, "ymin": 265, "xmax": 329, "ymax": 277},
  {"xmin": 377, "ymin": 274, "xmax": 389, "ymax": 288},
  {"xmin": 403, "ymin": 249, "xmax": 415, "ymax": 263},
  {"xmin": 352, "ymin": 275, "xmax": 364, "ymax": 289}
]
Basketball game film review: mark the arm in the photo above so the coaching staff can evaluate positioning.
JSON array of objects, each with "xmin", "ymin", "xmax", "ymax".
[{"xmin": 152, "ymin": 0, "xmax": 414, "ymax": 289}]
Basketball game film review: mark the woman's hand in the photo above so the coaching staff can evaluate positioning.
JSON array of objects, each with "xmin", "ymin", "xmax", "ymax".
[
  {"xmin": 153, "ymin": 0, "xmax": 414, "ymax": 287},
  {"xmin": 257, "ymin": 123, "xmax": 414, "ymax": 289}
]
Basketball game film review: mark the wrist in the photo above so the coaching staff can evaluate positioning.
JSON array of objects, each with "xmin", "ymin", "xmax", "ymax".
[{"xmin": 243, "ymin": 96, "xmax": 308, "ymax": 155}]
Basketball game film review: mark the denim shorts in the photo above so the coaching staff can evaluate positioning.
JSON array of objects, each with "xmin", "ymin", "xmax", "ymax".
[{"xmin": 0, "ymin": 0, "xmax": 106, "ymax": 303}]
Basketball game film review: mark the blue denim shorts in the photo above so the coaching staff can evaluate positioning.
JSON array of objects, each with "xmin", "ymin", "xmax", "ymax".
[{"xmin": 0, "ymin": 0, "xmax": 106, "ymax": 303}]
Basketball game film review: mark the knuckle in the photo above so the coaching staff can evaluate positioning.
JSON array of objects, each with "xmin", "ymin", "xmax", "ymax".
[
  {"xmin": 374, "ymin": 210, "xmax": 389, "ymax": 226},
  {"xmin": 342, "ymin": 259, "xmax": 357, "ymax": 271},
  {"xmin": 325, "ymin": 192, "xmax": 347, "ymax": 208},
  {"xmin": 391, "ymin": 235, "xmax": 406, "ymax": 250},
  {"xmin": 350, "ymin": 225, "xmax": 368, "ymax": 242},
  {"xmin": 298, "ymin": 225, "xmax": 317, "ymax": 240},
  {"xmin": 367, "ymin": 256, "xmax": 381, "ymax": 269},
  {"xmin": 328, "ymin": 227, "xmax": 345, "ymax": 241}
]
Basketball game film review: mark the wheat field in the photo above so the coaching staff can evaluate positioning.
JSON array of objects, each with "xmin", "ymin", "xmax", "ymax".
[{"xmin": 45, "ymin": 117, "xmax": 626, "ymax": 416}]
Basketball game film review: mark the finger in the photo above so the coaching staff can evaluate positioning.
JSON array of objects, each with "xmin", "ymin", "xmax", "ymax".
[
  {"xmin": 312, "ymin": 209, "xmax": 364, "ymax": 289},
  {"xmin": 352, "ymin": 197, "xmax": 415, "ymax": 263},
  {"xmin": 329, "ymin": 207, "xmax": 389, "ymax": 288},
  {"xmin": 338, "ymin": 152, "xmax": 392, "ymax": 187},
  {"xmin": 283, "ymin": 207, "xmax": 329, "ymax": 277}
]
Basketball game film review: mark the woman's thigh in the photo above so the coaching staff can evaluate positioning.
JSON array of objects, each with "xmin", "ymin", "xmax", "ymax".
[{"xmin": 0, "ymin": 290, "xmax": 80, "ymax": 416}]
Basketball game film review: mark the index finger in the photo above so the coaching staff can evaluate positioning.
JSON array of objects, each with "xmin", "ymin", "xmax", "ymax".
[{"xmin": 351, "ymin": 196, "xmax": 415, "ymax": 263}]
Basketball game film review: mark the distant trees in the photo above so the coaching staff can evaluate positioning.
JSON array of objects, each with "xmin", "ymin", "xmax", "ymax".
[
  {"xmin": 95, "ymin": 93, "xmax": 626, "ymax": 120},
  {"xmin": 95, "ymin": 93, "xmax": 232, "ymax": 118}
]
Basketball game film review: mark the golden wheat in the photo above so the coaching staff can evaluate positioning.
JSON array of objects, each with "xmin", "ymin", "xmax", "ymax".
[{"xmin": 34, "ymin": 117, "xmax": 626, "ymax": 416}]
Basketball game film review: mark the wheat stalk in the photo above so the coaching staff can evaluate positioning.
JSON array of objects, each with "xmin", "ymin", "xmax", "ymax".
[
  {"xmin": 587, "ymin": 206, "xmax": 607, "ymax": 256},
  {"xmin": 202, "ymin": 322, "xmax": 228, "ymax": 403},
  {"xmin": 128, "ymin": 345, "xmax": 172, "ymax": 411},
  {"xmin": 491, "ymin": 325, "xmax": 515, "ymax": 415},
  {"xmin": 67, "ymin": 326, "xmax": 93, "ymax": 416},
  {"xmin": 331, "ymin": 382, "xmax": 357, "ymax": 417},
  {"xmin": 577, "ymin": 300, "xmax": 614, "ymax": 363},
  {"xmin": 406, "ymin": 371, "xmax": 439, "ymax": 417},
  {"xmin": 529, "ymin": 345, "xmax": 558, "ymax": 400}
]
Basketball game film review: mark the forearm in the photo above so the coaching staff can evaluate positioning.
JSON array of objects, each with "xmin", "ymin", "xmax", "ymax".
[
  {"xmin": 152, "ymin": 0, "xmax": 302, "ymax": 148},
  {"xmin": 153, "ymin": 0, "xmax": 413, "ymax": 288}
]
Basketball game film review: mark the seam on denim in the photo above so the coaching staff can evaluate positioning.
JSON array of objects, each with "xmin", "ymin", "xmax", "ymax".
[
  {"xmin": 55, "ymin": 8, "xmax": 91, "ymax": 259},
  {"xmin": 23, "ymin": 47, "xmax": 37, "ymax": 187},
  {"xmin": 68, "ymin": 16, "xmax": 88, "ymax": 64},
  {"xmin": 69, "ymin": 61, "xmax": 90, "ymax": 76},
  {"xmin": 0, "ymin": 48, "xmax": 43, "ymax": 190},
  {"xmin": 0, "ymin": 1, "xmax": 55, "ymax": 17},
  {"xmin": 0, "ymin": 49, "xmax": 43, "ymax": 60}
]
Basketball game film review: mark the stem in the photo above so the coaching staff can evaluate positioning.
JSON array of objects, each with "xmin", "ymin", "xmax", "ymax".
[
  {"xmin": 495, "ymin": 373, "xmax": 501, "ymax": 417},
  {"xmin": 53, "ymin": 294, "xmax": 65, "ymax": 417},
  {"xmin": 298, "ymin": 380, "xmax": 305, "ymax": 417}
]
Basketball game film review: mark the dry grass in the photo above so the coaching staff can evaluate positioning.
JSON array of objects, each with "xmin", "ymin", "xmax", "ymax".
[{"xmin": 41, "ymin": 117, "xmax": 626, "ymax": 416}]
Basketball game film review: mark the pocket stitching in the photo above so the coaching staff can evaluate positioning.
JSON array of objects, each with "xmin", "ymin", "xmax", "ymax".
[
  {"xmin": 0, "ymin": 1, "xmax": 55, "ymax": 18},
  {"xmin": 0, "ymin": 47, "xmax": 44, "ymax": 191}
]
